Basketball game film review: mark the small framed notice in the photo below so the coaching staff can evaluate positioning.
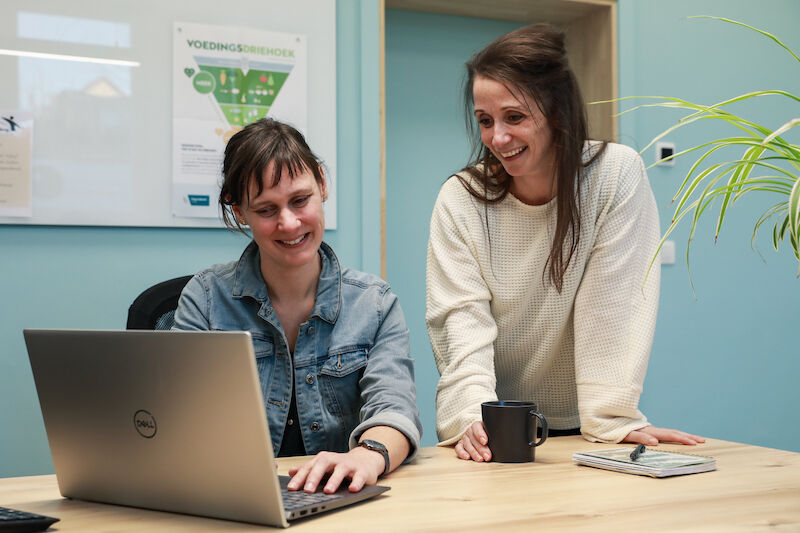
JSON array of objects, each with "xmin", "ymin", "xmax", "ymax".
[{"xmin": 0, "ymin": 110, "xmax": 33, "ymax": 218}]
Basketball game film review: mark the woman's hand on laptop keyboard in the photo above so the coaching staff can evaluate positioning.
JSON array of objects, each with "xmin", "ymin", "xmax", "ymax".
[
  {"xmin": 287, "ymin": 425, "xmax": 410, "ymax": 494},
  {"xmin": 286, "ymin": 447, "xmax": 385, "ymax": 494}
]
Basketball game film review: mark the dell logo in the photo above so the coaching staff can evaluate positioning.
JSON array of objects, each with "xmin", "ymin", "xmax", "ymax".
[{"xmin": 133, "ymin": 410, "xmax": 157, "ymax": 438}]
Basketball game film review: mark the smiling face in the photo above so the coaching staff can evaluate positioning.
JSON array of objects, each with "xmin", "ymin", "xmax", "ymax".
[
  {"xmin": 472, "ymin": 75, "xmax": 556, "ymax": 203},
  {"xmin": 233, "ymin": 164, "xmax": 327, "ymax": 276}
]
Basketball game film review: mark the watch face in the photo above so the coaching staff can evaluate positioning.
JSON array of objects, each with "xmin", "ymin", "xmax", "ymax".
[{"xmin": 361, "ymin": 439, "xmax": 387, "ymax": 452}]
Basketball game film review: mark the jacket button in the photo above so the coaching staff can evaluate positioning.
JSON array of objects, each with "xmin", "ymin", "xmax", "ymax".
[
  {"xmin": 307, "ymin": 326, "xmax": 315, "ymax": 335},
  {"xmin": 305, "ymin": 374, "xmax": 315, "ymax": 385},
  {"xmin": 310, "ymin": 422, "xmax": 320, "ymax": 432}
]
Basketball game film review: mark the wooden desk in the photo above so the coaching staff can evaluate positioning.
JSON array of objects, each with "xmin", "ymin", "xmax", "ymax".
[{"xmin": 2, "ymin": 437, "xmax": 799, "ymax": 531}]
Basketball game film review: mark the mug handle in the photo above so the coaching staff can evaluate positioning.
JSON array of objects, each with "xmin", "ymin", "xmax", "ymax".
[{"xmin": 527, "ymin": 411, "xmax": 549, "ymax": 447}]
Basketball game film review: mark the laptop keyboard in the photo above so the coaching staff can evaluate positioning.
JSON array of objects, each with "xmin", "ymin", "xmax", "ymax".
[
  {"xmin": 0, "ymin": 506, "xmax": 59, "ymax": 533},
  {"xmin": 277, "ymin": 476, "xmax": 347, "ymax": 512},
  {"xmin": 280, "ymin": 484, "xmax": 344, "ymax": 510},
  {"xmin": 276, "ymin": 475, "xmax": 390, "ymax": 521}
]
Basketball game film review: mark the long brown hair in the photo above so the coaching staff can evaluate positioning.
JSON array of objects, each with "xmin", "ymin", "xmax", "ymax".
[{"xmin": 460, "ymin": 23, "xmax": 605, "ymax": 292}]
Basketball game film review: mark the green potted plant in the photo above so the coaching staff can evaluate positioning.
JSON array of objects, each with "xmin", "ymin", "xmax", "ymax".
[{"xmin": 608, "ymin": 16, "xmax": 799, "ymax": 283}]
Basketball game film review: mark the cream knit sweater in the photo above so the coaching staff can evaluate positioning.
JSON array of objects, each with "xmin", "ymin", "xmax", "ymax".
[{"xmin": 426, "ymin": 142, "xmax": 660, "ymax": 445}]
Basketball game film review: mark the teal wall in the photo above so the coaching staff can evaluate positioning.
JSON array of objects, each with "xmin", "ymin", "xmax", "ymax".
[
  {"xmin": 386, "ymin": 1, "xmax": 799, "ymax": 451},
  {"xmin": 0, "ymin": 0, "xmax": 383, "ymax": 478}
]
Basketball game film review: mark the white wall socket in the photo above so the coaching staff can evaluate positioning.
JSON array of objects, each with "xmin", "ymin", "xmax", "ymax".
[
  {"xmin": 660, "ymin": 240, "xmax": 676, "ymax": 265},
  {"xmin": 655, "ymin": 141, "xmax": 676, "ymax": 166}
]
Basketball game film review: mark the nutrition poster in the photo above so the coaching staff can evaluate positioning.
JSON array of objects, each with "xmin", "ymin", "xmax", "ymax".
[{"xmin": 172, "ymin": 22, "xmax": 307, "ymax": 218}]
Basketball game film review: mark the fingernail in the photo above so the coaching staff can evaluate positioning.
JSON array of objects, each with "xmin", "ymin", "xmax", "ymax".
[
  {"xmin": 305, "ymin": 483, "xmax": 313, "ymax": 491},
  {"xmin": 484, "ymin": 453, "xmax": 490, "ymax": 460}
]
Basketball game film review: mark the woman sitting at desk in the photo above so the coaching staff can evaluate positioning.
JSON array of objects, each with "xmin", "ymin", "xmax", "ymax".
[
  {"xmin": 426, "ymin": 24, "xmax": 704, "ymax": 461},
  {"xmin": 174, "ymin": 118, "xmax": 422, "ymax": 492}
]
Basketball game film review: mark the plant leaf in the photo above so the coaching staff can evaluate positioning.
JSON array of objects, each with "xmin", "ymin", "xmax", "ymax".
[
  {"xmin": 689, "ymin": 16, "xmax": 800, "ymax": 63},
  {"xmin": 716, "ymin": 145, "xmax": 767, "ymax": 239},
  {"xmin": 751, "ymin": 202, "xmax": 788, "ymax": 255},
  {"xmin": 773, "ymin": 218, "xmax": 781, "ymax": 250},
  {"xmin": 789, "ymin": 178, "xmax": 800, "ymax": 254},
  {"xmin": 779, "ymin": 213, "xmax": 791, "ymax": 242},
  {"xmin": 762, "ymin": 118, "xmax": 800, "ymax": 145}
]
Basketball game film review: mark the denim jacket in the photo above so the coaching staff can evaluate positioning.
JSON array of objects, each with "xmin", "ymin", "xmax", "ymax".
[{"xmin": 173, "ymin": 241, "xmax": 422, "ymax": 460}]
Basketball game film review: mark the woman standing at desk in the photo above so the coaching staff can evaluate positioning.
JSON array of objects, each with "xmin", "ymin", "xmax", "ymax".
[
  {"xmin": 174, "ymin": 118, "xmax": 422, "ymax": 491},
  {"xmin": 426, "ymin": 24, "xmax": 704, "ymax": 461}
]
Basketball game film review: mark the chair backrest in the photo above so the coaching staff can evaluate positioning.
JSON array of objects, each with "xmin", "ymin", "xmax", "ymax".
[{"xmin": 126, "ymin": 275, "xmax": 193, "ymax": 330}]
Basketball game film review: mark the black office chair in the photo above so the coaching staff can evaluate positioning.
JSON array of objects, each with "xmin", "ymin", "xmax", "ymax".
[{"xmin": 126, "ymin": 275, "xmax": 193, "ymax": 330}]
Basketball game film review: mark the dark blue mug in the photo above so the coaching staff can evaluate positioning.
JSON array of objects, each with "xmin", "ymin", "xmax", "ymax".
[{"xmin": 481, "ymin": 401, "xmax": 548, "ymax": 463}]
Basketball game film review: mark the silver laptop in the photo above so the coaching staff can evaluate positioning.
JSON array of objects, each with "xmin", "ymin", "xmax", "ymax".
[{"xmin": 24, "ymin": 329, "xmax": 389, "ymax": 528}]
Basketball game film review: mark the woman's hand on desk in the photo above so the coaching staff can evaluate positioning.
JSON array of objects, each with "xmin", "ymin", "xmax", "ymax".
[
  {"xmin": 622, "ymin": 425, "xmax": 706, "ymax": 446},
  {"xmin": 454, "ymin": 421, "xmax": 492, "ymax": 462},
  {"xmin": 287, "ymin": 447, "xmax": 384, "ymax": 494}
]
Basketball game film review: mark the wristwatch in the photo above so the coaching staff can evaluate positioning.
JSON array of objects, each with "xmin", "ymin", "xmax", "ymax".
[{"xmin": 358, "ymin": 439, "xmax": 390, "ymax": 477}]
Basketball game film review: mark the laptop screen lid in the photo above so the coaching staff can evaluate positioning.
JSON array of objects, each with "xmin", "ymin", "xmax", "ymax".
[{"xmin": 24, "ymin": 329, "xmax": 299, "ymax": 527}]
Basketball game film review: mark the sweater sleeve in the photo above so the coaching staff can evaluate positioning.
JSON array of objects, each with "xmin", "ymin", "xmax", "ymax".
[
  {"xmin": 573, "ymin": 150, "xmax": 660, "ymax": 443},
  {"xmin": 426, "ymin": 179, "xmax": 499, "ymax": 445}
]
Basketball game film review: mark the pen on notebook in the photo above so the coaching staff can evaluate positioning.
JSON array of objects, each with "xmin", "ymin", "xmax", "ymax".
[{"xmin": 630, "ymin": 444, "xmax": 646, "ymax": 461}]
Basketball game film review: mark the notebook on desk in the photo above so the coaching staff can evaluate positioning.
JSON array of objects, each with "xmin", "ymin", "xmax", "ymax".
[{"xmin": 24, "ymin": 329, "xmax": 389, "ymax": 528}]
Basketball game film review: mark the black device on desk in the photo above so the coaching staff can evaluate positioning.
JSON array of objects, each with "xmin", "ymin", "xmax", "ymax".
[{"xmin": 0, "ymin": 506, "xmax": 59, "ymax": 533}]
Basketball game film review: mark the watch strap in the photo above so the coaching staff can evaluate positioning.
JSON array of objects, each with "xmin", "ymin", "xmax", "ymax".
[{"xmin": 359, "ymin": 439, "xmax": 390, "ymax": 476}]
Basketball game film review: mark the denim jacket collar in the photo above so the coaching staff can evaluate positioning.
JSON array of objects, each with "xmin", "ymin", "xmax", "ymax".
[{"xmin": 231, "ymin": 240, "xmax": 341, "ymax": 325}]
